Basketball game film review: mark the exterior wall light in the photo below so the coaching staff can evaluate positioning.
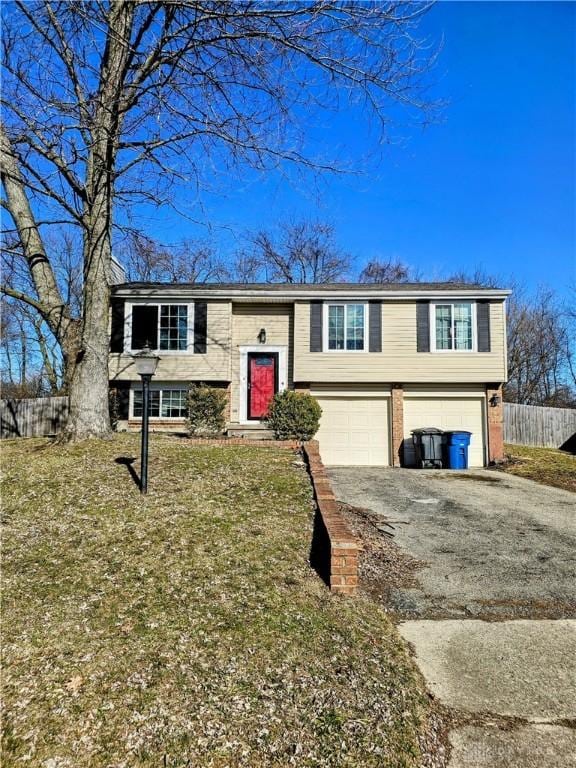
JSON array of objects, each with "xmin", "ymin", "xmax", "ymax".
[
  {"xmin": 258, "ymin": 328, "xmax": 267, "ymax": 344},
  {"xmin": 489, "ymin": 393, "xmax": 501, "ymax": 407}
]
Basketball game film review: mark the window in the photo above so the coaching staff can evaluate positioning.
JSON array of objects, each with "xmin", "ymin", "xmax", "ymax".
[
  {"xmin": 130, "ymin": 303, "xmax": 190, "ymax": 351},
  {"xmin": 433, "ymin": 302, "xmax": 475, "ymax": 351},
  {"xmin": 325, "ymin": 303, "xmax": 366, "ymax": 351},
  {"xmin": 132, "ymin": 388, "xmax": 188, "ymax": 418}
]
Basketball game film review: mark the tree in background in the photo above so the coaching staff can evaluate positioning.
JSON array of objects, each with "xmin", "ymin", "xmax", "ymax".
[
  {"xmin": 121, "ymin": 233, "xmax": 228, "ymax": 283},
  {"xmin": 1, "ymin": 1, "xmax": 436, "ymax": 439},
  {"xmin": 359, "ymin": 258, "xmax": 414, "ymax": 283},
  {"xmin": 447, "ymin": 271, "xmax": 575, "ymax": 408},
  {"xmin": 248, "ymin": 220, "xmax": 351, "ymax": 283},
  {"xmin": 506, "ymin": 287, "xmax": 576, "ymax": 408}
]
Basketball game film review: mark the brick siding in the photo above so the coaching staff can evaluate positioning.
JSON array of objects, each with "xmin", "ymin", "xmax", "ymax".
[
  {"xmin": 486, "ymin": 383, "xmax": 505, "ymax": 463},
  {"xmin": 390, "ymin": 384, "xmax": 404, "ymax": 467}
]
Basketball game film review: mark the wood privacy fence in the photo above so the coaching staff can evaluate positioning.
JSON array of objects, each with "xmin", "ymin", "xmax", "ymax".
[
  {"xmin": 0, "ymin": 396, "xmax": 69, "ymax": 439},
  {"xmin": 504, "ymin": 402, "xmax": 576, "ymax": 449}
]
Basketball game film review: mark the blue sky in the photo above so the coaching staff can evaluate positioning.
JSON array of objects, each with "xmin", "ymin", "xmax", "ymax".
[{"xmin": 140, "ymin": 1, "xmax": 575, "ymax": 297}]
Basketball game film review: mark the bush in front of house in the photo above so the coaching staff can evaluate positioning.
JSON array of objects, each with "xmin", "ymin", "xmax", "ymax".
[
  {"xmin": 187, "ymin": 383, "xmax": 227, "ymax": 436},
  {"xmin": 266, "ymin": 390, "xmax": 322, "ymax": 441}
]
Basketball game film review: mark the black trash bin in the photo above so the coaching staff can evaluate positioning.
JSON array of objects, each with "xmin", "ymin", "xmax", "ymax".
[{"xmin": 411, "ymin": 428, "xmax": 444, "ymax": 469}]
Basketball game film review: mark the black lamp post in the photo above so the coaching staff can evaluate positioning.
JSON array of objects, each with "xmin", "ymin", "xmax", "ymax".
[{"xmin": 133, "ymin": 343, "xmax": 160, "ymax": 493}]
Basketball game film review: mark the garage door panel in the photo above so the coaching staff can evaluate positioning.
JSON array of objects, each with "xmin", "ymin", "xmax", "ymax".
[
  {"xmin": 403, "ymin": 397, "xmax": 485, "ymax": 468},
  {"xmin": 315, "ymin": 396, "xmax": 390, "ymax": 466}
]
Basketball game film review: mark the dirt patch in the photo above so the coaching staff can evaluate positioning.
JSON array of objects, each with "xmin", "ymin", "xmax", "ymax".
[
  {"xmin": 431, "ymin": 472, "xmax": 504, "ymax": 483},
  {"xmin": 337, "ymin": 502, "xmax": 426, "ymax": 604}
]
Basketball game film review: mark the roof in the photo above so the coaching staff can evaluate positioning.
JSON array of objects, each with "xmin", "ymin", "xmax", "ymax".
[{"xmin": 111, "ymin": 281, "xmax": 511, "ymax": 300}]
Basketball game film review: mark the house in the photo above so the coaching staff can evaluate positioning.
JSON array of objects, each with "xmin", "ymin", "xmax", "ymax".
[{"xmin": 108, "ymin": 282, "xmax": 510, "ymax": 467}]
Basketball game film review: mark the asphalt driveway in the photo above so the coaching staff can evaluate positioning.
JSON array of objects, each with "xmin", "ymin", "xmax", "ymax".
[
  {"xmin": 328, "ymin": 467, "xmax": 576, "ymax": 766},
  {"xmin": 328, "ymin": 466, "xmax": 576, "ymax": 619}
]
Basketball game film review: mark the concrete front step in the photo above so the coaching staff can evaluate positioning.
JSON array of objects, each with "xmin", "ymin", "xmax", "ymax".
[{"xmin": 226, "ymin": 423, "xmax": 275, "ymax": 440}]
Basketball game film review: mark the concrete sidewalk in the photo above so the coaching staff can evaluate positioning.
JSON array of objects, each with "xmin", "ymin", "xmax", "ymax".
[{"xmin": 399, "ymin": 619, "xmax": 576, "ymax": 767}]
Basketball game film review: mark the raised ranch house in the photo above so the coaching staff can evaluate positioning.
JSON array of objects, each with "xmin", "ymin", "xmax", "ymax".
[{"xmin": 108, "ymin": 282, "xmax": 510, "ymax": 467}]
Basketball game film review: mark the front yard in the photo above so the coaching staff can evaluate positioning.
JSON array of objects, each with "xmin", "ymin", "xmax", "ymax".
[
  {"xmin": 502, "ymin": 443, "xmax": 576, "ymax": 493},
  {"xmin": 1, "ymin": 435, "xmax": 434, "ymax": 767}
]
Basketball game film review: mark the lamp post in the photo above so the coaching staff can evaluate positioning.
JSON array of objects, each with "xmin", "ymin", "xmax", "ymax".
[{"xmin": 133, "ymin": 343, "xmax": 160, "ymax": 493}]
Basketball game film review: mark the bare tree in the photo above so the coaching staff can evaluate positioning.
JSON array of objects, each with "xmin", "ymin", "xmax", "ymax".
[
  {"xmin": 1, "ymin": 1, "xmax": 436, "ymax": 439},
  {"xmin": 121, "ymin": 233, "xmax": 227, "ymax": 283},
  {"xmin": 248, "ymin": 220, "xmax": 351, "ymax": 283},
  {"xmin": 506, "ymin": 287, "xmax": 575, "ymax": 406},
  {"xmin": 359, "ymin": 257, "xmax": 413, "ymax": 283}
]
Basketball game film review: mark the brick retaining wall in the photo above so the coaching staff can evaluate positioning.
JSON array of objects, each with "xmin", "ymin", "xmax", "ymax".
[{"xmin": 302, "ymin": 441, "xmax": 361, "ymax": 595}]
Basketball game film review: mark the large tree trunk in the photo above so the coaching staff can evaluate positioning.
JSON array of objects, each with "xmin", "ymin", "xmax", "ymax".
[
  {"xmin": 63, "ymin": 230, "xmax": 112, "ymax": 439},
  {"xmin": 62, "ymin": 1, "xmax": 135, "ymax": 440}
]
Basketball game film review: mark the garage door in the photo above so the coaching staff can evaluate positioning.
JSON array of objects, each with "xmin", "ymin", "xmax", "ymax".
[
  {"xmin": 314, "ymin": 396, "xmax": 390, "ymax": 466},
  {"xmin": 403, "ymin": 397, "xmax": 486, "ymax": 467}
]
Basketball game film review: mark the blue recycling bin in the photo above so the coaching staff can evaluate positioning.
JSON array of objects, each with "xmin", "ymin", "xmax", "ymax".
[{"xmin": 444, "ymin": 431, "xmax": 472, "ymax": 469}]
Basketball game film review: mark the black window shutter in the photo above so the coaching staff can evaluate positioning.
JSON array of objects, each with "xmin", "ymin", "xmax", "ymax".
[
  {"xmin": 131, "ymin": 305, "xmax": 158, "ymax": 350},
  {"xmin": 368, "ymin": 301, "xmax": 382, "ymax": 352},
  {"xmin": 194, "ymin": 301, "xmax": 207, "ymax": 353},
  {"xmin": 310, "ymin": 301, "xmax": 323, "ymax": 352},
  {"xmin": 110, "ymin": 298, "xmax": 125, "ymax": 352},
  {"xmin": 477, "ymin": 301, "xmax": 491, "ymax": 352},
  {"xmin": 416, "ymin": 301, "xmax": 430, "ymax": 352}
]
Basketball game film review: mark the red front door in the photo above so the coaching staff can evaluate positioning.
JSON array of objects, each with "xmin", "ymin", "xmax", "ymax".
[{"xmin": 248, "ymin": 353, "xmax": 277, "ymax": 419}]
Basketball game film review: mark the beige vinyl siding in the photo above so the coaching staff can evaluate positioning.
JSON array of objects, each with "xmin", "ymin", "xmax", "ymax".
[
  {"xmin": 109, "ymin": 300, "xmax": 232, "ymax": 382},
  {"xmin": 229, "ymin": 303, "xmax": 293, "ymax": 422},
  {"xmin": 294, "ymin": 300, "xmax": 507, "ymax": 383}
]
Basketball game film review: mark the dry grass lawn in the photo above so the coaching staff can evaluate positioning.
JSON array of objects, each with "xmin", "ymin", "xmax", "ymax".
[
  {"xmin": 502, "ymin": 443, "xmax": 576, "ymax": 493},
  {"xmin": 1, "ymin": 434, "xmax": 434, "ymax": 767}
]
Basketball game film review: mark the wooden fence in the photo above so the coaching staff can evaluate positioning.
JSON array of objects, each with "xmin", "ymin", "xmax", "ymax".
[
  {"xmin": 504, "ymin": 402, "xmax": 576, "ymax": 449},
  {"xmin": 0, "ymin": 396, "xmax": 69, "ymax": 439}
]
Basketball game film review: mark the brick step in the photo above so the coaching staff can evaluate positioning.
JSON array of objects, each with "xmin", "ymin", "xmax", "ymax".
[{"xmin": 226, "ymin": 423, "xmax": 275, "ymax": 440}]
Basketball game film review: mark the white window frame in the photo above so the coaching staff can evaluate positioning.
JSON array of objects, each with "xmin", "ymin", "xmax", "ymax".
[
  {"xmin": 124, "ymin": 300, "xmax": 195, "ymax": 354},
  {"xmin": 430, "ymin": 301, "xmax": 477, "ymax": 353},
  {"xmin": 130, "ymin": 382, "xmax": 189, "ymax": 420},
  {"xmin": 322, "ymin": 302, "xmax": 368, "ymax": 353}
]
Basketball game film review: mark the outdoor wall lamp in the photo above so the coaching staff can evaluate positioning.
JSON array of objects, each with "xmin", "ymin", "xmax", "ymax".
[
  {"xmin": 489, "ymin": 393, "xmax": 501, "ymax": 407},
  {"xmin": 133, "ymin": 342, "xmax": 160, "ymax": 493},
  {"xmin": 258, "ymin": 328, "xmax": 267, "ymax": 344}
]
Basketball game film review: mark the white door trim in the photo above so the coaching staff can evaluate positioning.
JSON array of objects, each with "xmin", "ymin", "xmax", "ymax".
[{"xmin": 239, "ymin": 345, "xmax": 287, "ymax": 425}]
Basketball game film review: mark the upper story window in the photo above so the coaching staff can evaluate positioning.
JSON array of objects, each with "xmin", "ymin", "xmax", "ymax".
[
  {"xmin": 129, "ymin": 302, "xmax": 191, "ymax": 352},
  {"xmin": 324, "ymin": 303, "xmax": 367, "ymax": 351},
  {"xmin": 432, "ymin": 302, "xmax": 475, "ymax": 351}
]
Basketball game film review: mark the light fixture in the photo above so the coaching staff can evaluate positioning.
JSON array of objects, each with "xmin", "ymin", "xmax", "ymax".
[
  {"xmin": 132, "ymin": 342, "xmax": 160, "ymax": 493},
  {"xmin": 258, "ymin": 328, "xmax": 266, "ymax": 344},
  {"xmin": 133, "ymin": 342, "xmax": 160, "ymax": 377},
  {"xmin": 489, "ymin": 393, "xmax": 501, "ymax": 407}
]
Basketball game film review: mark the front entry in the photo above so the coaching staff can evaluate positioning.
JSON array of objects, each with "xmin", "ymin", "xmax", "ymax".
[{"xmin": 247, "ymin": 352, "xmax": 278, "ymax": 420}]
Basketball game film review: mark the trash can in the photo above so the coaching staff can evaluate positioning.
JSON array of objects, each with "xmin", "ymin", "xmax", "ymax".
[
  {"xmin": 443, "ymin": 431, "xmax": 472, "ymax": 469},
  {"xmin": 411, "ymin": 428, "xmax": 444, "ymax": 469}
]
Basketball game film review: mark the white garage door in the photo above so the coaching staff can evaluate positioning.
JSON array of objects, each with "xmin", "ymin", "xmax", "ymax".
[
  {"xmin": 315, "ymin": 396, "xmax": 390, "ymax": 466},
  {"xmin": 403, "ymin": 397, "xmax": 486, "ymax": 468}
]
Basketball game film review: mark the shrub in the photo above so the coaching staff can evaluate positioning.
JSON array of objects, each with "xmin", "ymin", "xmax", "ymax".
[
  {"xmin": 187, "ymin": 383, "xmax": 227, "ymax": 436},
  {"xmin": 266, "ymin": 390, "xmax": 322, "ymax": 441}
]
